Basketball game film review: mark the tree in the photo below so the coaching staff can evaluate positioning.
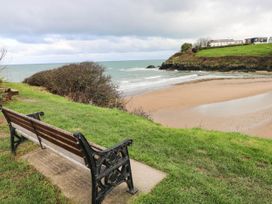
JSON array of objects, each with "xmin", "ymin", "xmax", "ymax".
[
  {"xmin": 181, "ymin": 43, "xmax": 193, "ymax": 53},
  {"xmin": 0, "ymin": 49, "xmax": 6, "ymax": 81},
  {"xmin": 194, "ymin": 38, "xmax": 211, "ymax": 49},
  {"xmin": 0, "ymin": 48, "xmax": 6, "ymax": 62},
  {"xmin": 0, "ymin": 49, "xmax": 6, "ymax": 104}
]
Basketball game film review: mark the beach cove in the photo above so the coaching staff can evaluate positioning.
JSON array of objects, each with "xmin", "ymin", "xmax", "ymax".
[{"xmin": 126, "ymin": 78, "xmax": 272, "ymax": 138}]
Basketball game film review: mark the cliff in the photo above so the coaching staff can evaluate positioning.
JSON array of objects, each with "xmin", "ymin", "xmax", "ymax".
[{"xmin": 161, "ymin": 45, "xmax": 272, "ymax": 72}]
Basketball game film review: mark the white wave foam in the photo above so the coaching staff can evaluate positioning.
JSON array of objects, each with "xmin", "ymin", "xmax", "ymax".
[
  {"xmin": 119, "ymin": 67, "xmax": 160, "ymax": 72},
  {"xmin": 118, "ymin": 74, "xmax": 239, "ymax": 95},
  {"xmin": 120, "ymin": 80, "xmax": 130, "ymax": 84},
  {"xmin": 145, "ymin": 75, "xmax": 162, "ymax": 80},
  {"xmin": 119, "ymin": 74, "xmax": 198, "ymax": 91},
  {"xmin": 119, "ymin": 67, "xmax": 146, "ymax": 72}
]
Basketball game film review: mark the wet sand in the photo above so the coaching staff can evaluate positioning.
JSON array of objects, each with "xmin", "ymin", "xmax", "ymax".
[{"xmin": 126, "ymin": 78, "xmax": 272, "ymax": 138}]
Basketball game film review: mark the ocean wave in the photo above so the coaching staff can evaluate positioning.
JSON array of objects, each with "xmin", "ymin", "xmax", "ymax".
[
  {"xmin": 145, "ymin": 75, "xmax": 162, "ymax": 80},
  {"xmin": 118, "ymin": 74, "xmax": 240, "ymax": 95},
  {"xmin": 119, "ymin": 67, "xmax": 160, "ymax": 72},
  {"xmin": 119, "ymin": 67, "xmax": 146, "ymax": 72},
  {"xmin": 118, "ymin": 74, "xmax": 199, "ymax": 92},
  {"xmin": 120, "ymin": 80, "xmax": 130, "ymax": 84}
]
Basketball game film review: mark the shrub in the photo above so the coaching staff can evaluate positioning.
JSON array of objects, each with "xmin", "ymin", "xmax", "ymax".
[
  {"xmin": 0, "ymin": 78, "xmax": 3, "ymax": 105},
  {"xmin": 24, "ymin": 62, "xmax": 125, "ymax": 109},
  {"xmin": 181, "ymin": 43, "xmax": 193, "ymax": 53},
  {"xmin": 0, "ymin": 91, "xmax": 3, "ymax": 105},
  {"xmin": 0, "ymin": 49, "xmax": 6, "ymax": 105},
  {"xmin": 131, "ymin": 107, "xmax": 151, "ymax": 120}
]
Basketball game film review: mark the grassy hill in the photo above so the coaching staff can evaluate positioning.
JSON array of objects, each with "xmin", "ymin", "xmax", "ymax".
[
  {"xmin": 196, "ymin": 44, "xmax": 272, "ymax": 57},
  {"xmin": 161, "ymin": 44, "xmax": 272, "ymax": 71},
  {"xmin": 1, "ymin": 82, "xmax": 272, "ymax": 204}
]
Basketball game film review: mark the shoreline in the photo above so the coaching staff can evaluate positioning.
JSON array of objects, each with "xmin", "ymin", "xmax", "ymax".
[
  {"xmin": 122, "ymin": 70, "xmax": 272, "ymax": 97},
  {"xmin": 126, "ymin": 77, "xmax": 272, "ymax": 138}
]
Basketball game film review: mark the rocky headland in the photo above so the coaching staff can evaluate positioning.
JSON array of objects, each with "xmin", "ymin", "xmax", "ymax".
[{"xmin": 160, "ymin": 52, "xmax": 272, "ymax": 72}]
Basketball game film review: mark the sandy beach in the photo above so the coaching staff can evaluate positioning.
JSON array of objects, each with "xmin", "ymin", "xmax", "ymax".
[{"xmin": 126, "ymin": 78, "xmax": 272, "ymax": 138}]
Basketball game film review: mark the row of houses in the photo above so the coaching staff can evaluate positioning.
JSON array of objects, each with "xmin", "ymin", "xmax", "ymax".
[{"xmin": 208, "ymin": 37, "xmax": 272, "ymax": 47}]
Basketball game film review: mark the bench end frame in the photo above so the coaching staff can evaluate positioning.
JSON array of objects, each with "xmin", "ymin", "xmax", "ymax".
[
  {"xmin": 73, "ymin": 132, "xmax": 138, "ymax": 204},
  {"xmin": 2, "ymin": 109, "xmax": 44, "ymax": 155}
]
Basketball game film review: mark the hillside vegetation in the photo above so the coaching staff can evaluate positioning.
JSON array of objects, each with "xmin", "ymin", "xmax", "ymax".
[
  {"xmin": 197, "ymin": 44, "xmax": 272, "ymax": 57},
  {"xmin": 23, "ymin": 62, "xmax": 124, "ymax": 109},
  {"xmin": 1, "ymin": 82, "xmax": 272, "ymax": 204},
  {"xmin": 161, "ymin": 44, "xmax": 272, "ymax": 71}
]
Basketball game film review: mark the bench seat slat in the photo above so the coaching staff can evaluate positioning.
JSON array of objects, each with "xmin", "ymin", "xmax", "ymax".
[
  {"xmin": 3, "ymin": 109, "xmax": 83, "ymax": 157},
  {"xmin": 13, "ymin": 124, "xmax": 86, "ymax": 167},
  {"xmin": 5, "ymin": 111, "xmax": 34, "ymax": 127},
  {"xmin": 4, "ymin": 109, "xmax": 33, "ymax": 122},
  {"xmin": 33, "ymin": 122, "xmax": 77, "ymax": 143},
  {"xmin": 34, "ymin": 128, "xmax": 81, "ymax": 149},
  {"xmin": 6, "ymin": 112, "xmax": 80, "ymax": 151},
  {"xmin": 12, "ymin": 122, "xmax": 83, "ymax": 157},
  {"xmin": 4, "ymin": 109, "xmax": 76, "ymax": 143},
  {"xmin": 8, "ymin": 115, "xmax": 35, "ymax": 132},
  {"xmin": 33, "ymin": 131, "xmax": 83, "ymax": 157}
]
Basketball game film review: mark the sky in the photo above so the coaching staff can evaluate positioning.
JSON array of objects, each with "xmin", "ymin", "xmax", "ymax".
[{"xmin": 0, "ymin": 0, "xmax": 271, "ymax": 64}]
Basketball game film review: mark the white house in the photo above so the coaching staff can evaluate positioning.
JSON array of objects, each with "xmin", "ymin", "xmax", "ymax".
[
  {"xmin": 245, "ymin": 37, "xmax": 268, "ymax": 44},
  {"xmin": 269, "ymin": 37, "xmax": 272, "ymax": 43},
  {"xmin": 208, "ymin": 39, "xmax": 244, "ymax": 47}
]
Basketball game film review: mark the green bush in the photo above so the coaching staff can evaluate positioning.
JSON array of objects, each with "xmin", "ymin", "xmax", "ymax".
[
  {"xmin": 181, "ymin": 43, "xmax": 193, "ymax": 53},
  {"xmin": 24, "ymin": 62, "xmax": 124, "ymax": 109}
]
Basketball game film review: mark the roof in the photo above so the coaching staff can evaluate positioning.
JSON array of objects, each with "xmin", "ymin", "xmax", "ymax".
[
  {"xmin": 209, "ymin": 39, "xmax": 243, "ymax": 43},
  {"xmin": 245, "ymin": 37, "xmax": 268, "ymax": 40},
  {"xmin": 209, "ymin": 39, "xmax": 235, "ymax": 43}
]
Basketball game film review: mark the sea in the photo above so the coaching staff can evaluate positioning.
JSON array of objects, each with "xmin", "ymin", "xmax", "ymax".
[{"xmin": 1, "ymin": 60, "xmax": 271, "ymax": 96}]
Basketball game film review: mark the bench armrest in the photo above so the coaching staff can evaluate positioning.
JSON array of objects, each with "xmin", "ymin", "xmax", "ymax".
[
  {"xmin": 97, "ymin": 139, "xmax": 133, "ymax": 155},
  {"xmin": 26, "ymin": 111, "xmax": 45, "ymax": 121},
  {"xmin": 73, "ymin": 132, "xmax": 137, "ymax": 202}
]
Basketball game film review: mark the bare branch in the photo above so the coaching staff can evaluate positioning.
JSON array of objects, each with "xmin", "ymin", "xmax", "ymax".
[
  {"xmin": 194, "ymin": 38, "xmax": 211, "ymax": 49},
  {"xmin": 0, "ymin": 49, "xmax": 7, "ymax": 79},
  {"xmin": 0, "ymin": 48, "xmax": 7, "ymax": 62}
]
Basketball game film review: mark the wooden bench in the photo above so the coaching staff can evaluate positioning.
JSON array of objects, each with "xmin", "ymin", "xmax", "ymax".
[{"xmin": 1, "ymin": 107, "xmax": 137, "ymax": 204}]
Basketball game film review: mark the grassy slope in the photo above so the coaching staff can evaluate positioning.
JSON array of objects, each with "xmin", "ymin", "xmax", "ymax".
[
  {"xmin": 1, "ymin": 82, "xmax": 272, "ymax": 204},
  {"xmin": 196, "ymin": 44, "xmax": 272, "ymax": 57}
]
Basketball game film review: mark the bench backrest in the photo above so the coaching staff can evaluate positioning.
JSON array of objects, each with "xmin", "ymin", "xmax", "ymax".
[{"xmin": 2, "ymin": 107, "xmax": 86, "ymax": 166}]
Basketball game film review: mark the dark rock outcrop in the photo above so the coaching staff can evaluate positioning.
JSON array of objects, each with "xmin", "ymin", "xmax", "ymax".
[{"xmin": 146, "ymin": 65, "xmax": 156, "ymax": 69}]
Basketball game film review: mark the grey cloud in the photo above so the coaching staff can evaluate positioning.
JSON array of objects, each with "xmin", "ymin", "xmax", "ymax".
[
  {"xmin": 1, "ymin": 0, "xmax": 272, "ymax": 64},
  {"xmin": 1, "ymin": 0, "xmax": 271, "ymax": 41}
]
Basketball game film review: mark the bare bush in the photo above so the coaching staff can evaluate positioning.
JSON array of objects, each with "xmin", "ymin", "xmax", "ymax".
[
  {"xmin": 24, "ymin": 62, "xmax": 125, "ymax": 109},
  {"xmin": 0, "ymin": 48, "xmax": 6, "ymax": 83},
  {"xmin": 194, "ymin": 38, "xmax": 211, "ymax": 50},
  {"xmin": 131, "ymin": 107, "xmax": 152, "ymax": 120},
  {"xmin": 0, "ymin": 49, "xmax": 6, "ymax": 105}
]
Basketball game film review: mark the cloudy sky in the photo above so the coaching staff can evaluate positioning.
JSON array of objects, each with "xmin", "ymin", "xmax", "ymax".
[{"xmin": 0, "ymin": 0, "xmax": 271, "ymax": 64}]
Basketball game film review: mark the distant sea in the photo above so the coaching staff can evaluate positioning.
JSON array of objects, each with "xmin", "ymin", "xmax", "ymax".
[{"xmin": 2, "ymin": 60, "xmax": 271, "ymax": 95}]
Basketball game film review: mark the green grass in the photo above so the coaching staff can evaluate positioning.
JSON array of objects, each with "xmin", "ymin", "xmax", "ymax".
[
  {"xmin": 196, "ymin": 44, "xmax": 272, "ymax": 57},
  {"xmin": 1, "ymin": 82, "xmax": 272, "ymax": 204},
  {"xmin": 0, "ymin": 126, "xmax": 70, "ymax": 203}
]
